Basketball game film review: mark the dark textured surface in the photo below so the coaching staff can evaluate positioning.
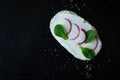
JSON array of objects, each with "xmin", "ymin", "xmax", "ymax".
[{"xmin": 0, "ymin": 0, "xmax": 119, "ymax": 80}]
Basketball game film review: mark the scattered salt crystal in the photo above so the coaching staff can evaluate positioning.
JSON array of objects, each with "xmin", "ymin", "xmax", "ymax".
[
  {"xmin": 83, "ymin": 3, "xmax": 86, "ymax": 6},
  {"xmin": 108, "ymin": 59, "xmax": 111, "ymax": 62},
  {"xmin": 89, "ymin": 9, "xmax": 91, "ymax": 11},
  {"xmin": 85, "ymin": 65, "xmax": 89, "ymax": 69},
  {"xmin": 69, "ymin": 0, "xmax": 73, "ymax": 3},
  {"xmin": 76, "ymin": 66, "xmax": 80, "ymax": 69},
  {"xmin": 44, "ymin": 49, "xmax": 47, "ymax": 52},
  {"xmin": 54, "ymin": 48, "xmax": 57, "ymax": 52},
  {"xmin": 86, "ymin": 73, "xmax": 92, "ymax": 78}
]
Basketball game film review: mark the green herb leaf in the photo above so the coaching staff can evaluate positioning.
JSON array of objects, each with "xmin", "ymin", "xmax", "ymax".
[
  {"xmin": 80, "ymin": 46, "xmax": 95, "ymax": 59},
  {"xmin": 54, "ymin": 24, "xmax": 68, "ymax": 40},
  {"xmin": 85, "ymin": 30, "xmax": 96, "ymax": 43}
]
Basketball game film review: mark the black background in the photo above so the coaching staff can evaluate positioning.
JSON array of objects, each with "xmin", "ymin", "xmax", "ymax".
[{"xmin": 0, "ymin": 0, "xmax": 119, "ymax": 80}]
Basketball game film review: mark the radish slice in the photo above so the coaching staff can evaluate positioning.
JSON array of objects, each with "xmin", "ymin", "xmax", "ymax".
[
  {"xmin": 93, "ymin": 38, "xmax": 98, "ymax": 50},
  {"xmin": 70, "ymin": 24, "xmax": 80, "ymax": 40},
  {"xmin": 68, "ymin": 23, "xmax": 80, "ymax": 40},
  {"xmin": 64, "ymin": 18, "xmax": 72, "ymax": 34},
  {"xmin": 77, "ymin": 28, "xmax": 87, "ymax": 45}
]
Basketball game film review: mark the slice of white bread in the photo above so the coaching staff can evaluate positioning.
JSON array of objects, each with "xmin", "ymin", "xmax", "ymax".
[{"xmin": 50, "ymin": 10, "xmax": 102, "ymax": 60}]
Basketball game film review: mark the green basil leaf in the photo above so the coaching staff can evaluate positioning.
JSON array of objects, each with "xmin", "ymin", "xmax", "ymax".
[
  {"xmin": 85, "ymin": 30, "xmax": 96, "ymax": 43},
  {"xmin": 80, "ymin": 46, "xmax": 95, "ymax": 59},
  {"xmin": 54, "ymin": 24, "xmax": 68, "ymax": 40}
]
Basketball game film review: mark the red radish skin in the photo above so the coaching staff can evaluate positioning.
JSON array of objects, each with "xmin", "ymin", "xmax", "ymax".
[
  {"xmin": 64, "ymin": 18, "xmax": 96, "ymax": 48},
  {"xmin": 70, "ymin": 24, "xmax": 80, "ymax": 40},
  {"xmin": 64, "ymin": 18, "xmax": 72, "ymax": 34},
  {"xmin": 77, "ymin": 28, "xmax": 87, "ymax": 45},
  {"xmin": 93, "ymin": 38, "xmax": 98, "ymax": 50}
]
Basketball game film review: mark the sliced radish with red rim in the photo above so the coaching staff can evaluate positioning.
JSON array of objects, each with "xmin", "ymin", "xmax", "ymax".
[
  {"xmin": 64, "ymin": 18, "xmax": 72, "ymax": 34},
  {"xmin": 76, "ymin": 28, "xmax": 87, "ymax": 45},
  {"xmin": 70, "ymin": 24, "xmax": 80, "ymax": 40},
  {"xmin": 68, "ymin": 24, "xmax": 80, "ymax": 40},
  {"xmin": 93, "ymin": 38, "xmax": 98, "ymax": 50}
]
